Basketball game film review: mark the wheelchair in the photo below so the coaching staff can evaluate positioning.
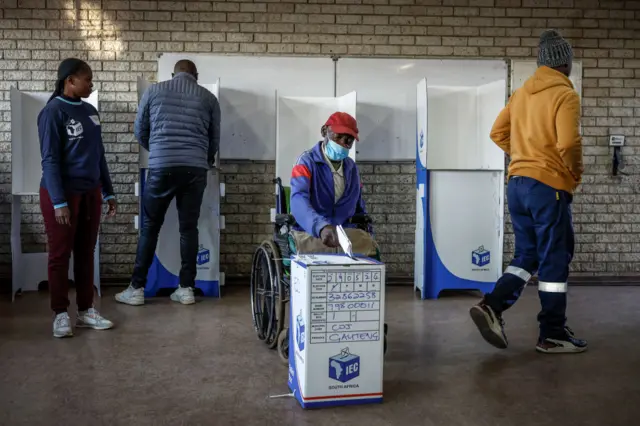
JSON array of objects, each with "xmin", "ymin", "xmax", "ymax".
[{"xmin": 250, "ymin": 178, "xmax": 387, "ymax": 364}]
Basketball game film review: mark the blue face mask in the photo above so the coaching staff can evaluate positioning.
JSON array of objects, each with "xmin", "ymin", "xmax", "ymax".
[{"xmin": 324, "ymin": 140, "xmax": 350, "ymax": 161}]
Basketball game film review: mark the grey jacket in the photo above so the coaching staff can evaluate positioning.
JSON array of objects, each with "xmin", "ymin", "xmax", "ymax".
[{"xmin": 135, "ymin": 73, "xmax": 220, "ymax": 170}]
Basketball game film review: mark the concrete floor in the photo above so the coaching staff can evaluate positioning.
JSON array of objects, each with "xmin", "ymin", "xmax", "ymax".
[{"xmin": 1, "ymin": 286, "xmax": 639, "ymax": 426}]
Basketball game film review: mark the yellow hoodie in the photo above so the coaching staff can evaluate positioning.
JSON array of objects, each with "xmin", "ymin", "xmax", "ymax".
[{"xmin": 490, "ymin": 66, "xmax": 583, "ymax": 193}]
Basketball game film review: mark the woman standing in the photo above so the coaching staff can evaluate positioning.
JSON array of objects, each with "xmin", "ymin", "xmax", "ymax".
[{"xmin": 38, "ymin": 58, "xmax": 117, "ymax": 338}]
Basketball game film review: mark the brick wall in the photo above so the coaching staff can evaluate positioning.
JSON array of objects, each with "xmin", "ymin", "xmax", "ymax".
[{"xmin": 0, "ymin": 0, "xmax": 638, "ymax": 281}]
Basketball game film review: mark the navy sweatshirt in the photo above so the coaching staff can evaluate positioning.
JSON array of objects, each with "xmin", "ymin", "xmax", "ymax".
[{"xmin": 38, "ymin": 96, "xmax": 115, "ymax": 208}]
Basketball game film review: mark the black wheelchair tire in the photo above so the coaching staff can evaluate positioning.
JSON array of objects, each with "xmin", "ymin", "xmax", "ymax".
[
  {"xmin": 250, "ymin": 245, "xmax": 273, "ymax": 342},
  {"xmin": 261, "ymin": 240, "xmax": 284, "ymax": 349}
]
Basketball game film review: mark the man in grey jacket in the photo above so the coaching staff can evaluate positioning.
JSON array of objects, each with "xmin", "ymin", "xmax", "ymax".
[{"xmin": 116, "ymin": 59, "xmax": 220, "ymax": 306}]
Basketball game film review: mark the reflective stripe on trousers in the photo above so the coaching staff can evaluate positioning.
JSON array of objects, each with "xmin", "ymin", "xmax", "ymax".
[
  {"xmin": 538, "ymin": 281, "xmax": 568, "ymax": 293},
  {"xmin": 504, "ymin": 265, "xmax": 532, "ymax": 283}
]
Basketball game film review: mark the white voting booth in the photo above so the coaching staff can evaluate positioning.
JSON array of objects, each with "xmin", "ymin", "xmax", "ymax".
[
  {"xmin": 414, "ymin": 74, "xmax": 508, "ymax": 300},
  {"xmin": 135, "ymin": 78, "xmax": 225, "ymax": 298},
  {"xmin": 412, "ymin": 60, "xmax": 582, "ymax": 300},
  {"xmin": 10, "ymin": 88, "xmax": 101, "ymax": 301},
  {"xmin": 275, "ymin": 92, "xmax": 357, "ymax": 189},
  {"xmin": 276, "ymin": 91, "xmax": 385, "ymax": 408}
]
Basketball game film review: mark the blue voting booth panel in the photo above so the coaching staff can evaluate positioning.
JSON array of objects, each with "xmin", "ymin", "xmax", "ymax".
[{"xmin": 414, "ymin": 78, "xmax": 507, "ymax": 300}]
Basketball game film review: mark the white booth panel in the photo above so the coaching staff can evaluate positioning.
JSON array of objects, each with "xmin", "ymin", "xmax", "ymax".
[
  {"xmin": 430, "ymin": 171, "xmax": 503, "ymax": 283},
  {"xmin": 276, "ymin": 92, "xmax": 356, "ymax": 187},
  {"xmin": 416, "ymin": 78, "xmax": 427, "ymax": 169},
  {"xmin": 158, "ymin": 54, "xmax": 335, "ymax": 160},
  {"xmin": 426, "ymin": 82, "xmax": 506, "ymax": 171},
  {"xmin": 478, "ymin": 80, "xmax": 508, "ymax": 165},
  {"xmin": 136, "ymin": 77, "xmax": 152, "ymax": 169},
  {"xmin": 336, "ymin": 58, "xmax": 507, "ymax": 160},
  {"xmin": 137, "ymin": 79, "xmax": 223, "ymax": 296},
  {"xmin": 511, "ymin": 60, "xmax": 583, "ymax": 98},
  {"xmin": 10, "ymin": 89, "xmax": 99, "ymax": 195},
  {"xmin": 10, "ymin": 89, "xmax": 101, "ymax": 300},
  {"xmin": 203, "ymin": 80, "xmax": 221, "ymax": 167}
]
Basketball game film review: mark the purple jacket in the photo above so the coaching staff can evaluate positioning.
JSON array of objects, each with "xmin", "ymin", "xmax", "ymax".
[{"xmin": 290, "ymin": 142, "xmax": 368, "ymax": 238}]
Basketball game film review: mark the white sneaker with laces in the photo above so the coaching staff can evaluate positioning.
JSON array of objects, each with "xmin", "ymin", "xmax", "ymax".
[
  {"xmin": 76, "ymin": 308, "xmax": 114, "ymax": 330},
  {"xmin": 53, "ymin": 312, "xmax": 73, "ymax": 338},
  {"xmin": 115, "ymin": 284, "xmax": 145, "ymax": 306},
  {"xmin": 170, "ymin": 286, "xmax": 196, "ymax": 305}
]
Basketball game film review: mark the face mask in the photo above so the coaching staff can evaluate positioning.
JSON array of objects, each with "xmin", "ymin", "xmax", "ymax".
[{"xmin": 324, "ymin": 140, "xmax": 350, "ymax": 161}]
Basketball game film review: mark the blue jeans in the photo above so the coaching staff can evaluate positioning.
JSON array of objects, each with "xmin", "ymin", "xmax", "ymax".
[
  {"xmin": 131, "ymin": 167, "xmax": 207, "ymax": 289},
  {"xmin": 485, "ymin": 176, "xmax": 574, "ymax": 339}
]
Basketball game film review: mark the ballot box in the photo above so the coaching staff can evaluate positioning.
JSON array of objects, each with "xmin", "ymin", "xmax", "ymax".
[{"xmin": 288, "ymin": 254, "xmax": 385, "ymax": 409}]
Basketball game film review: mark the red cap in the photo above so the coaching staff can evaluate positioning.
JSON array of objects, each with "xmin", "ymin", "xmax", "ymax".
[{"xmin": 325, "ymin": 112, "xmax": 359, "ymax": 141}]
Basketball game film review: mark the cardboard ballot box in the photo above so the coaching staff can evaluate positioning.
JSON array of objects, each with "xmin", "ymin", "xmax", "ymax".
[{"xmin": 288, "ymin": 254, "xmax": 385, "ymax": 409}]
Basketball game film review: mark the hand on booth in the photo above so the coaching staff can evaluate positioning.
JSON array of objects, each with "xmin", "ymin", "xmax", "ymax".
[
  {"xmin": 106, "ymin": 199, "xmax": 117, "ymax": 217},
  {"xmin": 320, "ymin": 225, "xmax": 340, "ymax": 248}
]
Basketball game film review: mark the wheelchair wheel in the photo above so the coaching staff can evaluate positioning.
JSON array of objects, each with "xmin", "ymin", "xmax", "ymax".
[
  {"xmin": 262, "ymin": 240, "xmax": 285, "ymax": 349},
  {"xmin": 277, "ymin": 328, "xmax": 289, "ymax": 365},
  {"xmin": 250, "ymin": 243, "xmax": 274, "ymax": 342},
  {"xmin": 249, "ymin": 240, "xmax": 284, "ymax": 348}
]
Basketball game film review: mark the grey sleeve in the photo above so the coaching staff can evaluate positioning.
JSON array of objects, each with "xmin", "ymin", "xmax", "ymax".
[{"xmin": 135, "ymin": 87, "xmax": 152, "ymax": 151}]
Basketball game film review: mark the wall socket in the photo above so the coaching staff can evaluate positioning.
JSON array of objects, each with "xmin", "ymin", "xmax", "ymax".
[{"xmin": 610, "ymin": 135, "xmax": 625, "ymax": 147}]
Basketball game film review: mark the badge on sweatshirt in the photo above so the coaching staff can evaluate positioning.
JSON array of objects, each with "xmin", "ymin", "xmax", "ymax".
[
  {"xmin": 66, "ymin": 119, "xmax": 84, "ymax": 138},
  {"xmin": 89, "ymin": 115, "xmax": 101, "ymax": 126}
]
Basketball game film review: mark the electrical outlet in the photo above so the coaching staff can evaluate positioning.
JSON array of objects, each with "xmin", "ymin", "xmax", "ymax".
[{"xmin": 610, "ymin": 135, "xmax": 625, "ymax": 147}]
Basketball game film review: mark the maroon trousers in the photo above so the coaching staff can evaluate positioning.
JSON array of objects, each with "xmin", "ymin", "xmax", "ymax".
[{"xmin": 40, "ymin": 187, "xmax": 102, "ymax": 314}]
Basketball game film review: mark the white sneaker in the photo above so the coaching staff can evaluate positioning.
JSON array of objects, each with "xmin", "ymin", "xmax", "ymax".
[
  {"xmin": 115, "ymin": 284, "xmax": 145, "ymax": 306},
  {"xmin": 76, "ymin": 308, "xmax": 114, "ymax": 330},
  {"xmin": 53, "ymin": 312, "xmax": 73, "ymax": 338},
  {"xmin": 170, "ymin": 286, "xmax": 196, "ymax": 305}
]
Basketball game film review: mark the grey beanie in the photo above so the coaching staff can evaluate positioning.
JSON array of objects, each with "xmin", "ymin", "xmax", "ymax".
[{"xmin": 537, "ymin": 29, "xmax": 573, "ymax": 68}]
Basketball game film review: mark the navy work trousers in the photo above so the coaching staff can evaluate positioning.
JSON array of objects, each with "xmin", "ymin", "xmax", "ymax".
[{"xmin": 485, "ymin": 176, "xmax": 574, "ymax": 339}]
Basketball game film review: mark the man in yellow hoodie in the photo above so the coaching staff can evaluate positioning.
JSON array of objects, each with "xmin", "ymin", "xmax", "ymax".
[{"xmin": 470, "ymin": 30, "xmax": 586, "ymax": 354}]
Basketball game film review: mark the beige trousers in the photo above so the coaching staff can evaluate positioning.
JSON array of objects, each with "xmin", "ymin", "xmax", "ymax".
[{"xmin": 291, "ymin": 228, "xmax": 378, "ymax": 257}]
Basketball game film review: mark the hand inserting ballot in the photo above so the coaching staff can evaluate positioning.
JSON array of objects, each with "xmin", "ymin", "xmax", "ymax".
[{"xmin": 320, "ymin": 225, "xmax": 340, "ymax": 248}]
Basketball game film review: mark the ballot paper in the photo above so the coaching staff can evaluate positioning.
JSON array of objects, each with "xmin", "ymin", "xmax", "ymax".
[{"xmin": 336, "ymin": 225, "xmax": 356, "ymax": 260}]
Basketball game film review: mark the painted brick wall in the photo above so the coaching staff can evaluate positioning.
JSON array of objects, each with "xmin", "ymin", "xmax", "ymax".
[{"xmin": 0, "ymin": 0, "xmax": 638, "ymax": 280}]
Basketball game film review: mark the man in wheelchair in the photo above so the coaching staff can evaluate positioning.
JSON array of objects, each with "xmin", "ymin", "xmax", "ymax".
[{"xmin": 289, "ymin": 112, "xmax": 379, "ymax": 258}]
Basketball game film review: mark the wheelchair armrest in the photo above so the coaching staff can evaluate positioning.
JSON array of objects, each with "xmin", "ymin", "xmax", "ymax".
[{"xmin": 275, "ymin": 214, "xmax": 297, "ymax": 227}]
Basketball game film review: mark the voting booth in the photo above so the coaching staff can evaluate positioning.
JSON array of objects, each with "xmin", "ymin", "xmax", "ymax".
[
  {"xmin": 414, "ymin": 76, "xmax": 508, "ymax": 300},
  {"xmin": 275, "ymin": 91, "xmax": 357, "ymax": 190},
  {"xmin": 135, "ymin": 78, "xmax": 225, "ymax": 297},
  {"xmin": 288, "ymin": 254, "xmax": 385, "ymax": 408},
  {"xmin": 10, "ymin": 88, "xmax": 102, "ymax": 302}
]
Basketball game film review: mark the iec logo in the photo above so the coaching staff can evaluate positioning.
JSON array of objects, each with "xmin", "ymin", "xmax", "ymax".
[
  {"xmin": 196, "ymin": 245, "xmax": 210, "ymax": 266},
  {"xmin": 329, "ymin": 348, "xmax": 360, "ymax": 383},
  {"xmin": 296, "ymin": 310, "xmax": 305, "ymax": 352},
  {"xmin": 419, "ymin": 129, "xmax": 424, "ymax": 149},
  {"xmin": 472, "ymin": 246, "xmax": 490, "ymax": 267}
]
